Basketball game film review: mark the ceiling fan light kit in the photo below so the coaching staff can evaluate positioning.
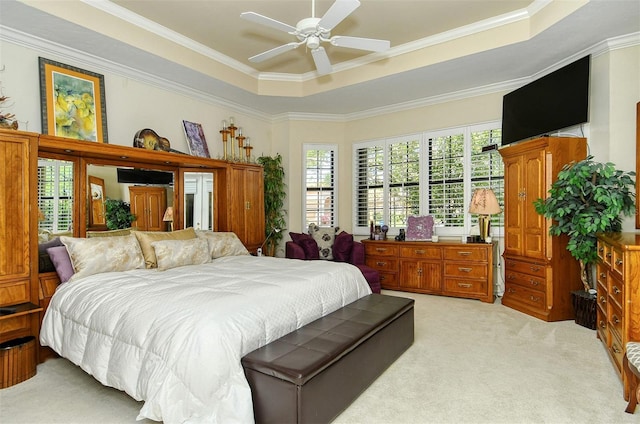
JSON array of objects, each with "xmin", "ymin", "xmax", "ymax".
[{"xmin": 241, "ymin": 0, "xmax": 390, "ymax": 76}]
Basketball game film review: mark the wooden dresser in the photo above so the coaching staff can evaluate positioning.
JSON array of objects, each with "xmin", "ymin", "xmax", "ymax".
[
  {"xmin": 362, "ymin": 239, "xmax": 495, "ymax": 303},
  {"xmin": 596, "ymin": 232, "xmax": 640, "ymax": 400},
  {"xmin": 499, "ymin": 137, "xmax": 586, "ymax": 321}
]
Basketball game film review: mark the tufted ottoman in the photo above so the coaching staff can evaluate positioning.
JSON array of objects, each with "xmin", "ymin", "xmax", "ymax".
[{"xmin": 624, "ymin": 342, "xmax": 640, "ymax": 413}]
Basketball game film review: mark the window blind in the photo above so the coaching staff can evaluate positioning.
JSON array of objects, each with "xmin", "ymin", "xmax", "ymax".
[{"xmin": 304, "ymin": 145, "xmax": 336, "ymax": 228}]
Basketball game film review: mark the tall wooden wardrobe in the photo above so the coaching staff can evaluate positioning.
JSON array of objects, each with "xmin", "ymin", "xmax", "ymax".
[{"xmin": 499, "ymin": 136, "xmax": 587, "ymax": 321}]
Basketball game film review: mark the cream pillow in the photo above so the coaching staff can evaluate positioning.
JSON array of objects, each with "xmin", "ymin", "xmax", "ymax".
[
  {"xmin": 195, "ymin": 231, "xmax": 250, "ymax": 258},
  {"xmin": 60, "ymin": 234, "xmax": 145, "ymax": 282},
  {"xmin": 86, "ymin": 228, "xmax": 133, "ymax": 238},
  {"xmin": 134, "ymin": 227, "xmax": 197, "ymax": 268},
  {"xmin": 151, "ymin": 238, "xmax": 210, "ymax": 271}
]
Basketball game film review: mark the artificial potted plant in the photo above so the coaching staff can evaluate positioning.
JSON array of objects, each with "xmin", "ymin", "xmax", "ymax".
[
  {"xmin": 534, "ymin": 155, "xmax": 635, "ymax": 292},
  {"xmin": 257, "ymin": 154, "xmax": 287, "ymax": 256},
  {"xmin": 104, "ymin": 198, "xmax": 136, "ymax": 230}
]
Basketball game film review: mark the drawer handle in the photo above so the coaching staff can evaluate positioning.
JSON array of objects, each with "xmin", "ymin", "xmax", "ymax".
[
  {"xmin": 612, "ymin": 315, "xmax": 620, "ymax": 325},
  {"xmin": 529, "ymin": 279, "xmax": 539, "ymax": 286},
  {"xmin": 598, "ymin": 247, "xmax": 604, "ymax": 253},
  {"xmin": 375, "ymin": 248, "xmax": 387, "ymax": 252},
  {"xmin": 612, "ymin": 345, "xmax": 622, "ymax": 354},
  {"xmin": 414, "ymin": 249, "xmax": 425, "ymax": 254},
  {"xmin": 599, "ymin": 273, "xmax": 606, "ymax": 279},
  {"xmin": 599, "ymin": 296, "xmax": 607, "ymax": 304},
  {"xmin": 457, "ymin": 251, "xmax": 472, "ymax": 256},
  {"xmin": 529, "ymin": 295, "xmax": 540, "ymax": 302},
  {"xmin": 376, "ymin": 261, "xmax": 387, "ymax": 267},
  {"xmin": 508, "ymin": 288, "xmax": 516, "ymax": 293},
  {"xmin": 530, "ymin": 265, "xmax": 541, "ymax": 272},
  {"xmin": 457, "ymin": 283, "xmax": 472, "ymax": 288},
  {"xmin": 615, "ymin": 259, "xmax": 623, "ymax": 266},
  {"xmin": 507, "ymin": 273, "xmax": 515, "ymax": 280},
  {"xmin": 380, "ymin": 275, "xmax": 386, "ymax": 281},
  {"xmin": 606, "ymin": 252, "xmax": 612, "ymax": 258},
  {"xmin": 458, "ymin": 267, "xmax": 472, "ymax": 273},
  {"xmin": 613, "ymin": 286, "xmax": 621, "ymax": 295},
  {"xmin": 599, "ymin": 320, "xmax": 606, "ymax": 329}
]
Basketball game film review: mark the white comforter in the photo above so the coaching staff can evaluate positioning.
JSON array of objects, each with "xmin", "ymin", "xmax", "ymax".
[{"xmin": 40, "ymin": 256, "xmax": 371, "ymax": 423}]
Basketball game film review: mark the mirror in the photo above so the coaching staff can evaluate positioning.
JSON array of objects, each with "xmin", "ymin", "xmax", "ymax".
[
  {"xmin": 37, "ymin": 157, "xmax": 75, "ymax": 242},
  {"xmin": 87, "ymin": 164, "xmax": 174, "ymax": 232},
  {"xmin": 184, "ymin": 172, "xmax": 214, "ymax": 230}
]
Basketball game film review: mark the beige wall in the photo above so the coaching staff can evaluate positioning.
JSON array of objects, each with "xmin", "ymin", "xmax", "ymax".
[{"xmin": 2, "ymin": 38, "xmax": 639, "ymax": 240}]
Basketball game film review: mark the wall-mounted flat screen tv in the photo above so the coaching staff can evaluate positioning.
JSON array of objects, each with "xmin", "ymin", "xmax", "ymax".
[
  {"xmin": 117, "ymin": 168, "xmax": 173, "ymax": 185},
  {"xmin": 501, "ymin": 55, "xmax": 590, "ymax": 146}
]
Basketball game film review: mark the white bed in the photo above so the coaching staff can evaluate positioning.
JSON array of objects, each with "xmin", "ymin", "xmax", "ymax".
[{"xmin": 40, "ymin": 255, "xmax": 371, "ymax": 423}]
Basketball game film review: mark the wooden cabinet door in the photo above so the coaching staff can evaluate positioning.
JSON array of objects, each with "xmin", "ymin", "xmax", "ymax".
[
  {"xmin": 129, "ymin": 186, "xmax": 167, "ymax": 231},
  {"xmin": 503, "ymin": 154, "xmax": 523, "ymax": 257},
  {"xmin": 229, "ymin": 165, "xmax": 264, "ymax": 252},
  {"xmin": 400, "ymin": 260, "xmax": 441, "ymax": 292},
  {"xmin": 522, "ymin": 149, "xmax": 546, "ymax": 259}
]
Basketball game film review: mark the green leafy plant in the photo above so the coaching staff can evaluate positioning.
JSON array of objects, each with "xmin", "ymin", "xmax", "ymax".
[
  {"xmin": 104, "ymin": 198, "xmax": 136, "ymax": 230},
  {"xmin": 534, "ymin": 156, "xmax": 635, "ymax": 290},
  {"xmin": 257, "ymin": 154, "xmax": 287, "ymax": 256}
]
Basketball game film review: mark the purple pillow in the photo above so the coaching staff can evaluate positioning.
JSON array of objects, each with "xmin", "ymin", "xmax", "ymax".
[
  {"xmin": 47, "ymin": 246, "xmax": 74, "ymax": 283},
  {"xmin": 333, "ymin": 231, "xmax": 354, "ymax": 262},
  {"xmin": 289, "ymin": 231, "xmax": 319, "ymax": 260},
  {"xmin": 298, "ymin": 237, "xmax": 320, "ymax": 260}
]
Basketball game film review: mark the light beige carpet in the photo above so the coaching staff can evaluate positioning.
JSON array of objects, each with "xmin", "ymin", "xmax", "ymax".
[{"xmin": 0, "ymin": 291, "xmax": 636, "ymax": 424}]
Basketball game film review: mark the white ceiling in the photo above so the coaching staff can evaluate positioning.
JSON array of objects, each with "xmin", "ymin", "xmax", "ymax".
[{"xmin": 1, "ymin": 0, "xmax": 639, "ymax": 116}]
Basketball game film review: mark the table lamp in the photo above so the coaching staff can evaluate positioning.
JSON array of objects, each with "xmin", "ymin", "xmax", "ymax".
[
  {"xmin": 468, "ymin": 188, "xmax": 501, "ymax": 242},
  {"xmin": 162, "ymin": 207, "xmax": 174, "ymax": 231}
]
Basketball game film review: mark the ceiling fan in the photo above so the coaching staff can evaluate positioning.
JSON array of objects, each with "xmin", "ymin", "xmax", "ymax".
[{"xmin": 240, "ymin": 0, "xmax": 390, "ymax": 75}]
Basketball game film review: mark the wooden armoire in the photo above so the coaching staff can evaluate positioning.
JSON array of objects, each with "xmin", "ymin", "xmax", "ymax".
[{"xmin": 499, "ymin": 136, "xmax": 587, "ymax": 321}]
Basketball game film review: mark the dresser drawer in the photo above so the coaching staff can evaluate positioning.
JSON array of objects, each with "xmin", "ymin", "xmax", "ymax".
[
  {"xmin": 443, "ymin": 247, "xmax": 487, "ymax": 262},
  {"xmin": 608, "ymin": 275, "xmax": 624, "ymax": 309},
  {"xmin": 378, "ymin": 272, "xmax": 398, "ymax": 289},
  {"xmin": 0, "ymin": 281, "xmax": 30, "ymax": 307},
  {"xmin": 399, "ymin": 246, "xmax": 441, "ymax": 260},
  {"xmin": 596, "ymin": 263, "xmax": 608, "ymax": 288},
  {"xmin": 364, "ymin": 243, "xmax": 398, "ymax": 257},
  {"xmin": 504, "ymin": 259, "xmax": 545, "ymax": 278},
  {"xmin": 504, "ymin": 269, "xmax": 545, "ymax": 292},
  {"xmin": 611, "ymin": 247, "xmax": 624, "ymax": 278},
  {"xmin": 444, "ymin": 263, "xmax": 487, "ymax": 279},
  {"xmin": 444, "ymin": 278, "xmax": 486, "ymax": 297},
  {"xmin": 365, "ymin": 257, "xmax": 398, "ymax": 272},
  {"xmin": 610, "ymin": 333, "xmax": 624, "ymax": 374},
  {"xmin": 597, "ymin": 239, "xmax": 609, "ymax": 263},
  {"xmin": 0, "ymin": 314, "xmax": 31, "ymax": 337},
  {"xmin": 504, "ymin": 283, "xmax": 546, "ymax": 311},
  {"xmin": 608, "ymin": 300, "xmax": 623, "ymax": 341},
  {"xmin": 596, "ymin": 308, "xmax": 608, "ymax": 343}
]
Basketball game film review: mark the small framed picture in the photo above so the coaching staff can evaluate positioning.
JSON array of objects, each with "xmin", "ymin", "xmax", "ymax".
[
  {"xmin": 406, "ymin": 215, "xmax": 434, "ymax": 241},
  {"xmin": 182, "ymin": 120, "xmax": 210, "ymax": 158},
  {"xmin": 39, "ymin": 57, "xmax": 108, "ymax": 143}
]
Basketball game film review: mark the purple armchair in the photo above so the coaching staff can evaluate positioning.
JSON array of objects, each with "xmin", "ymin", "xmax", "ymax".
[{"xmin": 285, "ymin": 236, "xmax": 381, "ymax": 294}]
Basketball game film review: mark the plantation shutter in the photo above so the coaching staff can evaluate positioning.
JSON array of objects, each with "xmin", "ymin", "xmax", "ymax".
[
  {"xmin": 427, "ymin": 133, "xmax": 465, "ymax": 227},
  {"xmin": 304, "ymin": 145, "xmax": 336, "ymax": 228},
  {"xmin": 355, "ymin": 144, "xmax": 384, "ymax": 229}
]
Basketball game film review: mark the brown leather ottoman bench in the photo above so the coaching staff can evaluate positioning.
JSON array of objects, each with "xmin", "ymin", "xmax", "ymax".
[{"xmin": 241, "ymin": 294, "xmax": 414, "ymax": 424}]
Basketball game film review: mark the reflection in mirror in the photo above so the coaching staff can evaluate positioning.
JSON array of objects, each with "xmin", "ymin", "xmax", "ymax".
[
  {"xmin": 184, "ymin": 172, "xmax": 213, "ymax": 230},
  {"xmin": 37, "ymin": 158, "xmax": 74, "ymax": 242},
  {"xmin": 87, "ymin": 164, "xmax": 174, "ymax": 232}
]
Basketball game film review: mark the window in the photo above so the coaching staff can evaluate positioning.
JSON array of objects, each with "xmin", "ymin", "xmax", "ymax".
[
  {"xmin": 353, "ymin": 123, "xmax": 503, "ymax": 235},
  {"xmin": 303, "ymin": 144, "xmax": 336, "ymax": 228},
  {"xmin": 38, "ymin": 159, "xmax": 74, "ymax": 233}
]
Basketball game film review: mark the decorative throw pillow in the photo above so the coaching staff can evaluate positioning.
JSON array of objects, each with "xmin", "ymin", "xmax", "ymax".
[
  {"xmin": 308, "ymin": 224, "xmax": 336, "ymax": 260},
  {"xmin": 195, "ymin": 231, "xmax": 250, "ymax": 258},
  {"xmin": 333, "ymin": 231, "xmax": 354, "ymax": 262},
  {"xmin": 86, "ymin": 228, "xmax": 132, "ymax": 238},
  {"xmin": 38, "ymin": 237, "xmax": 64, "ymax": 273},
  {"xmin": 151, "ymin": 238, "xmax": 211, "ymax": 271},
  {"xmin": 46, "ymin": 246, "xmax": 74, "ymax": 283},
  {"xmin": 60, "ymin": 234, "xmax": 145, "ymax": 282},
  {"xmin": 289, "ymin": 231, "xmax": 320, "ymax": 259},
  {"xmin": 134, "ymin": 227, "xmax": 197, "ymax": 268}
]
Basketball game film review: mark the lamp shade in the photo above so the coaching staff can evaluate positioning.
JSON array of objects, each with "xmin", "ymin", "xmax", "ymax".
[
  {"xmin": 468, "ymin": 189, "xmax": 502, "ymax": 215},
  {"xmin": 162, "ymin": 207, "xmax": 174, "ymax": 222}
]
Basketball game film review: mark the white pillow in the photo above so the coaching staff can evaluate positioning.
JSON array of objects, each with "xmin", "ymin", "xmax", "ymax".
[
  {"xmin": 195, "ymin": 231, "xmax": 250, "ymax": 258},
  {"xmin": 151, "ymin": 238, "xmax": 211, "ymax": 271},
  {"xmin": 60, "ymin": 234, "xmax": 145, "ymax": 282}
]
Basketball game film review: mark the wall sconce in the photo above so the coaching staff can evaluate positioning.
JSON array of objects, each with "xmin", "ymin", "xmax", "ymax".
[
  {"xmin": 163, "ymin": 206, "xmax": 174, "ymax": 232},
  {"xmin": 468, "ymin": 188, "xmax": 501, "ymax": 242}
]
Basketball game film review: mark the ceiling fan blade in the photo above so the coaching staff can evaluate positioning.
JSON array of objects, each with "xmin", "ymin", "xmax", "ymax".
[
  {"xmin": 330, "ymin": 36, "xmax": 390, "ymax": 52},
  {"xmin": 311, "ymin": 47, "xmax": 333, "ymax": 75},
  {"xmin": 318, "ymin": 0, "xmax": 360, "ymax": 31},
  {"xmin": 248, "ymin": 42, "xmax": 302, "ymax": 63},
  {"xmin": 240, "ymin": 11, "xmax": 297, "ymax": 34}
]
